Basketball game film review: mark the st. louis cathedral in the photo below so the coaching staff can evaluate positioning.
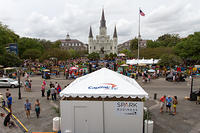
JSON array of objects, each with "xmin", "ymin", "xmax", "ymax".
[{"xmin": 88, "ymin": 9, "xmax": 118, "ymax": 55}]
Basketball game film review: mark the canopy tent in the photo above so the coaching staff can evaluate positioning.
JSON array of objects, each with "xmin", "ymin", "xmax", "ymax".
[
  {"xmin": 117, "ymin": 53, "xmax": 126, "ymax": 57},
  {"xmin": 126, "ymin": 59, "xmax": 160, "ymax": 65},
  {"xmin": 148, "ymin": 69, "xmax": 156, "ymax": 73},
  {"xmin": 69, "ymin": 67, "xmax": 78, "ymax": 70},
  {"xmin": 60, "ymin": 68, "xmax": 148, "ymax": 99}
]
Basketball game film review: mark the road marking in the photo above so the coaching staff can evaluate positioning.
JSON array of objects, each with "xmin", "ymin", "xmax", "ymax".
[{"xmin": 4, "ymin": 107, "xmax": 29, "ymax": 132}]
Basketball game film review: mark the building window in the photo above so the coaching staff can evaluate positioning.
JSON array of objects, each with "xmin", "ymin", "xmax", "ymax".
[
  {"xmin": 79, "ymin": 43, "xmax": 81, "ymax": 46},
  {"xmin": 115, "ymin": 46, "xmax": 116, "ymax": 49},
  {"xmin": 72, "ymin": 43, "xmax": 74, "ymax": 46},
  {"xmin": 90, "ymin": 46, "xmax": 91, "ymax": 49},
  {"xmin": 110, "ymin": 46, "xmax": 112, "ymax": 50},
  {"xmin": 68, "ymin": 43, "xmax": 71, "ymax": 46},
  {"xmin": 94, "ymin": 46, "xmax": 96, "ymax": 50}
]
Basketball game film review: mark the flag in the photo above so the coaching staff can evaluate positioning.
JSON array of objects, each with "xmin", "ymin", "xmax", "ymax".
[{"xmin": 140, "ymin": 9, "xmax": 145, "ymax": 16}]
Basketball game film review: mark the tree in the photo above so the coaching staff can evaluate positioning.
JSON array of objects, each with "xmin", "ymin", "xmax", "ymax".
[
  {"xmin": 146, "ymin": 40, "xmax": 160, "ymax": 48},
  {"xmin": 40, "ymin": 48, "xmax": 69, "ymax": 61},
  {"xmin": 158, "ymin": 54, "xmax": 183, "ymax": 67},
  {"xmin": 157, "ymin": 34, "xmax": 181, "ymax": 47},
  {"xmin": 130, "ymin": 37, "xmax": 138, "ymax": 50},
  {"xmin": 0, "ymin": 52, "xmax": 22, "ymax": 67},
  {"xmin": 120, "ymin": 49, "xmax": 134, "ymax": 58},
  {"xmin": 0, "ymin": 22, "xmax": 19, "ymax": 46},
  {"xmin": 88, "ymin": 52, "xmax": 100, "ymax": 60},
  {"xmin": 51, "ymin": 40, "xmax": 61, "ymax": 48},
  {"xmin": 174, "ymin": 32, "xmax": 200, "ymax": 61},
  {"xmin": 17, "ymin": 37, "xmax": 44, "ymax": 58},
  {"xmin": 22, "ymin": 49, "xmax": 42, "ymax": 60}
]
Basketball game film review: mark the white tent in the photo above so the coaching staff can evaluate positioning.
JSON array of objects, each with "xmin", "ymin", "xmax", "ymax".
[
  {"xmin": 126, "ymin": 59, "xmax": 160, "ymax": 65},
  {"xmin": 60, "ymin": 68, "xmax": 148, "ymax": 133},
  {"xmin": 60, "ymin": 68, "xmax": 148, "ymax": 99}
]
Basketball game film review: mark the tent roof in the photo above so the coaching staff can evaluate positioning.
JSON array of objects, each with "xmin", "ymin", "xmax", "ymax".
[{"xmin": 60, "ymin": 68, "xmax": 148, "ymax": 99}]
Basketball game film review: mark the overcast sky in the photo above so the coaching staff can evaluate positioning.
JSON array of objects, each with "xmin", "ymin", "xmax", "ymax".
[{"xmin": 0, "ymin": 0, "xmax": 200, "ymax": 43}]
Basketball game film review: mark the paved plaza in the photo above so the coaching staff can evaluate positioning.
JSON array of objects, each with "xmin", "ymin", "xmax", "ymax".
[{"xmin": 0, "ymin": 74, "xmax": 200, "ymax": 133}]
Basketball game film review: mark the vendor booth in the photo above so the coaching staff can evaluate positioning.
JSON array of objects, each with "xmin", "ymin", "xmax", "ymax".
[{"xmin": 60, "ymin": 68, "xmax": 148, "ymax": 133}]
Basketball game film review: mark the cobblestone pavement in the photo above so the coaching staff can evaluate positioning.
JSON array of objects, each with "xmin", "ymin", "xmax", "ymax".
[{"xmin": 0, "ymin": 74, "xmax": 200, "ymax": 133}]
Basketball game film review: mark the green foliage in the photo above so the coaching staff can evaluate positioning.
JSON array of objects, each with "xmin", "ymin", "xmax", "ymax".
[
  {"xmin": 0, "ymin": 22, "xmax": 19, "ymax": 46},
  {"xmin": 146, "ymin": 40, "xmax": 160, "ymax": 48},
  {"xmin": 22, "ymin": 49, "xmax": 41, "ymax": 60},
  {"xmin": 174, "ymin": 32, "xmax": 200, "ymax": 60},
  {"xmin": 130, "ymin": 37, "xmax": 138, "ymax": 50},
  {"xmin": 144, "ymin": 110, "xmax": 152, "ymax": 120},
  {"xmin": 147, "ymin": 34, "xmax": 181, "ymax": 48},
  {"xmin": 39, "ymin": 39, "xmax": 52, "ymax": 49},
  {"xmin": 40, "ymin": 48, "xmax": 69, "ymax": 61},
  {"xmin": 0, "ymin": 52, "xmax": 22, "ymax": 67},
  {"xmin": 0, "ymin": 45, "xmax": 6, "ymax": 55},
  {"xmin": 17, "ymin": 37, "xmax": 44, "ymax": 58},
  {"xmin": 104, "ymin": 53, "xmax": 117, "ymax": 60},
  {"xmin": 51, "ymin": 40, "xmax": 61, "ymax": 48},
  {"xmin": 157, "ymin": 34, "xmax": 180, "ymax": 47},
  {"xmin": 159, "ymin": 54, "xmax": 183, "ymax": 66},
  {"xmin": 120, "ymin": 49, "xmax": 134, "ymax": 58},
  {"xmin": 88, "ymin": 52, "xmax": 100, "ymax": 60},
  {"xmin": 131, "ymin": 47, "xmax": 174, "ymax": 59}
]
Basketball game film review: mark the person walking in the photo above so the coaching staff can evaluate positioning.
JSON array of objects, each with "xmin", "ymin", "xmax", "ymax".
[
  {"xmin": 47, "ymin": 87, "xmax": 51, "ymax": 100},
  {"xmin": 166, "ymin": 96, "xmax": 172, "ymax": 113},
  {"xmin": 34, "ymin": 99, "xmax": 40, "ymax": 118},
  {"xmin": 41, "ymin": 84, "xmax": 45, "ymax": 97},
  {"xmin": 51, "ymin": 85, "xmax": 56, "ymax": 101},
  {"xmin": 24, "ymin": 99, "xmax": 31, "ymax": 119},
  {"xmin": 172, "ymin": 96, "xmax": 178, "ymax": 115},
  {"xmin": 160, "ymin": 95, "xmax": 166, "ymax": 113},
  {"xmin": 7, "ymin": 94, "xmax": 12, "ymax": 113}
]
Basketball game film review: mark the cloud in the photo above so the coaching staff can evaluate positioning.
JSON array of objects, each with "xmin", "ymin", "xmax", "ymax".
[
  {"xmin": 0, "ymin": 0, "xmax": 200, "ymax": 44},
  {"xmin": 143, "ymin": 0, "xmax": 200, "ymax": 39}
]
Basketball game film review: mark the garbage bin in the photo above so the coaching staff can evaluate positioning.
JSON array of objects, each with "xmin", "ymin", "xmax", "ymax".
[
  {"xmin": 65, "ymin": 130, "xmax": 72, "ymax": 133},
  {"xmin": 53, "ymin": 117, "xmax": 61, "ymax": 131},
  {"xmin": 145, "ymin": 120, "xmax": 154, "ymax": 133}
]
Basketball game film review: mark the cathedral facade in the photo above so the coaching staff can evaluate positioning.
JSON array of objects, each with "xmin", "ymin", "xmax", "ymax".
[{"xmin": 88, "ymin": 9, "xmax": 118, "ymax": 55}]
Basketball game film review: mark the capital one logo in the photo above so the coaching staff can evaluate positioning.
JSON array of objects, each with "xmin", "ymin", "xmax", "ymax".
[{"xmin": 88, "ymin": 83, "xmax": 118, "ymax": 90}]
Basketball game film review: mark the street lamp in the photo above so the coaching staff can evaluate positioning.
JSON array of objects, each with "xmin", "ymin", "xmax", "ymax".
[
  {"xmin": 18, "ymin": 70, "xmax": 21, "ymax": 99},
  {"xmin": 190, "ymin": 76, "xmax": 194, "ymax": 101}
]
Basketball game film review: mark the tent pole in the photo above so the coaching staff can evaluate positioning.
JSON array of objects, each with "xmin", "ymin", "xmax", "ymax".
[{"xmin": 102, "ymin": 98, "xmax": 105, "ymax": 133}]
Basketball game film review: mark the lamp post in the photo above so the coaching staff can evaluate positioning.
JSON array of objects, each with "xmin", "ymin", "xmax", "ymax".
[
  {"xmin": 190, "ymin": 76, "xmax": 193, "ymax": 101},
  {"xmin": 18, "ymin": 70, "xmax": 21, "ymax": 99}
]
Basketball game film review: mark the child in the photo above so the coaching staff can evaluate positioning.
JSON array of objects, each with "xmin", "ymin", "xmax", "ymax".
[{"xmin": 172, "ymin": 96, "xmax": 178, "ymax": 115}]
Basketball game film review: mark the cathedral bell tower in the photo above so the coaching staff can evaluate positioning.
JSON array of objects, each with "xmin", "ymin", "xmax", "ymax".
[
  {"xmin": 99, "ymin": 9, "xmax": 107, "ymax": 36},
  {"xmin": 88, "ymin": 26, "xmax": 93, "ymax": 54}
]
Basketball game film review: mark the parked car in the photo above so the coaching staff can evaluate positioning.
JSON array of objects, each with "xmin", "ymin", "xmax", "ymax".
[{"xmin": 0, "ymin": 78, "xmax": 22, "ymax": 88}]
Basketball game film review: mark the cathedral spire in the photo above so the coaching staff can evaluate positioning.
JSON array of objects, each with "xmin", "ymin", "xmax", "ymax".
[
  {"xmin": 89, "ymin": 26, "xmax": 93, "ymax": 38},
  {"xmin": 113, "ymin": 25, "xmax": 117, "ymax": 38},
  {"xmin": 100, "ymin": 8, "xmax": 106, "ymax": 28}
]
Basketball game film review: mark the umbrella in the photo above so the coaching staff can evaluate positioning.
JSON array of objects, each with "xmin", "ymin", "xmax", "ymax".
[
  {"xmin": 120, "ymin": 64, "xmax": 128, "ymax": 67},
  {"xmin": 70, "ymin": 67, "xmax": 78, "ymax": 70}
]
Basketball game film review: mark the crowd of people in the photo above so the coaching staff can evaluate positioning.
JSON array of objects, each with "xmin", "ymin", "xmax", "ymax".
[{"xmin": 1, "ymin": 57, "xmax": 200, "ymax": 130}]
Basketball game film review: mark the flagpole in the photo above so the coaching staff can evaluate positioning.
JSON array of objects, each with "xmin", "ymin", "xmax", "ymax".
[{"xmin": 138, "ymin": 8, "xmax": 141, "ymax": 60}]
